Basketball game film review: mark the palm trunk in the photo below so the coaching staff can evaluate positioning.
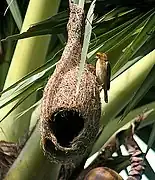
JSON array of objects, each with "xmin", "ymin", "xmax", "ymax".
[{"xmin": 0, "ymin": 0, "xmax": 60, "ymax": 142}]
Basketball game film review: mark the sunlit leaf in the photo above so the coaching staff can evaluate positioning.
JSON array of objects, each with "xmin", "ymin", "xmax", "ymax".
[
  {"xmin": 89, "ymin": 17, "xmax": 136, "ymax": 51},
  {"xmin": 76, "ymin": 0, "xmax": 96, "ymax": 93},
  {"xmin": 95, "ymin": 7, "xmax": 135, "ymax": 24},
  {"xmin": 0, "ymin": 88, "xmax": 36, "ymax": 122},
  {"xmin": 111, "ymin": 56, "xmax": 142, "ymax": 81},
  {"xmin": 0, "ymin": 77, "xmax": 45, "ymax": 110},
  {"xmin": 0, "ymin": 48, "xmax": 63, "ymax": 96},
  {"xmin": 16, "ymin": 100, "xmax": 41, "ymax": 120},
  {"xmin": 2, "ymin": 10, "xmax": 68, "ymax": 41},
  {"xmin": 112, "ymin": 9, "xmax": 155, "ymax": 74},
  {"xmin": 79, "ymin": 0, "xmax": 85, "ymax": 8},
  {"xmin": 5, "ymin": 0, "xmax": 22, "ymax": 30},
  {"xmin": 88, "ymin": 10, "xmax": 151, "ymax": 63},
  {"xmin": 120, "ymin": 65, "xmax": 155, "ymax": 121}
]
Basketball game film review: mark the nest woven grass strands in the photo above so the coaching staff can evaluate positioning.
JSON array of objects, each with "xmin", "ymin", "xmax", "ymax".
[{"xmin": 40, "ymin": 0, "xmax": 101, "ymax": 167}]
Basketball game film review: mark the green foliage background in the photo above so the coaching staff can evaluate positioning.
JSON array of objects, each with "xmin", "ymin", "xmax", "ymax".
[{"xmin": 0, "ymin": 0, "xmax": 155, "ymax": 179}]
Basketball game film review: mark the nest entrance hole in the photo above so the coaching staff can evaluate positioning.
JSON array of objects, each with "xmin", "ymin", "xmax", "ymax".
[{"xmin": 50, "ymin": 110, "xmax": 84, "ymax": 147}]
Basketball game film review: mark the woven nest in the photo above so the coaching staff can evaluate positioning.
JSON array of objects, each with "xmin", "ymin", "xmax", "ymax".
[
  {"xmin": 40, "ymin": 0, "xmax": 101, "ymax": 166},
  {"xmin": 40, "ymin": 64, "xmax": 101, "ymax": 165}
]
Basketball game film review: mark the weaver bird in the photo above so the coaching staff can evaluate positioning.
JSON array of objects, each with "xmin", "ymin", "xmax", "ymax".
[{"xmin": 96, "ymin": 52, "xmax": 111, "ymax": 103}]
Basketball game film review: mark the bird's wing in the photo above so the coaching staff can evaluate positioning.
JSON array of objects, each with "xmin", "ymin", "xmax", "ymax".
[{"xmin": 105, "ymin": 61, "xmax": 111, "ymax": 90}]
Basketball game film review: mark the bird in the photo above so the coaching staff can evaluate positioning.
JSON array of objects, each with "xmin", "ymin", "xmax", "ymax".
[{"xmin": 96, "ymin": 52, "xmax": 111, "ymax": 103}]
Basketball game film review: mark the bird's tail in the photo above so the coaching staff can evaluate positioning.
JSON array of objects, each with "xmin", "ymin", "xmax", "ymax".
[{"xmin": 104, "ymin": 89, "xmax": 108, "ymax": 103}]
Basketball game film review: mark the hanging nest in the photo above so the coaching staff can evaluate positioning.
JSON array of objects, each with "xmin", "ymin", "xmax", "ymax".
[{"xmin": 40, "ymin": 0, "xmax": 101, "ymax": 166}]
